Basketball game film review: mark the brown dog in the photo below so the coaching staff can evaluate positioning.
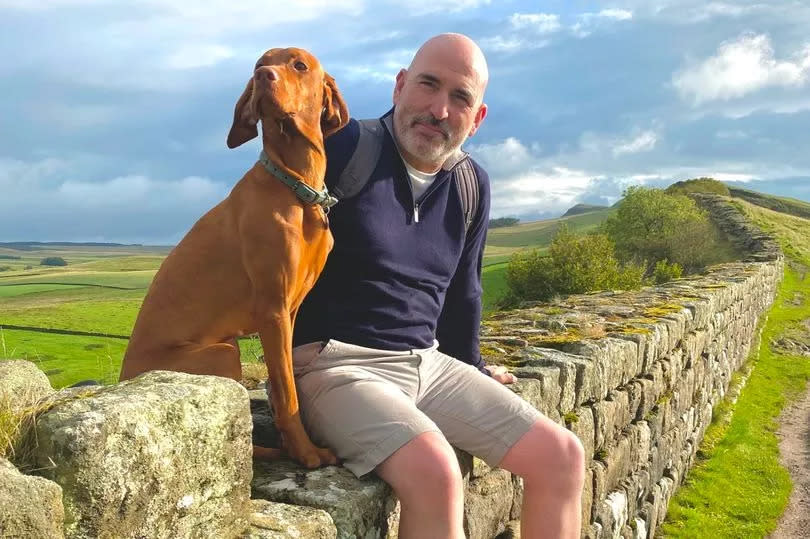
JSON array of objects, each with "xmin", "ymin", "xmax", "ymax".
[{"xmin": 119, "ymin": 48, "xmax": 348, "ymax": 468}]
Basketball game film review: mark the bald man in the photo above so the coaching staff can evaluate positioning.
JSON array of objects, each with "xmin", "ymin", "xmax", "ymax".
[{"xmin": 293, "ymin": 34, "xmax": 585, "ymax": 538}]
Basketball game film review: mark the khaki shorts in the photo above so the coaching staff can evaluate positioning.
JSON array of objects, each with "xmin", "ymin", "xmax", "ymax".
[{"xmin": 292, "ymin": 339, "xmax": 541, "ymax": 477}]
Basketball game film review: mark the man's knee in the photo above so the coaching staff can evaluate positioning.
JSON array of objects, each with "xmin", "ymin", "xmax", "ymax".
[
  {"xmin": 502, "ymin": 419, "xmax": 586, "ymax": 490},
  {"xmin": 376, "ymin": 431, "xmax": 463, "ymax": 501}
]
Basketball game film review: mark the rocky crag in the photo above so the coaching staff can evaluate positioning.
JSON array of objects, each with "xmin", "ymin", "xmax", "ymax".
[{"xmin": 0, "ymin": 194, "xmax": 782, "ymax": 538}]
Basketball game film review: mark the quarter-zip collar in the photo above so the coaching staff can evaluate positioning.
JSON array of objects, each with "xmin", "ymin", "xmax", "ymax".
[{"xmin": 381, "ymin": 108, "xmax": 469, "ymax": 223}]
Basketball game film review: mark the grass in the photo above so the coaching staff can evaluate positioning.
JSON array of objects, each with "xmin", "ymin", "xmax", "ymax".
[
  {"xmin": 661, "ymin": 200, "xmax": 810, "ymax": 538},
  {"xmin": 0, "ymin": 283, "xmax": 89, "ymax": 298},
  {"xmin": 482, "ymin": 261, "xmax": 509, "ymax": 314},
  {"xmin": 0, "ymin": 289, "xmax": 144, "ymax": 335},
  {"xmin": 486, "ymin": 209, "xmax": 609, "ymax": 249},
  {"xmin": 1, "ymin": 328, "xmax": 126, "ymax": 388}
]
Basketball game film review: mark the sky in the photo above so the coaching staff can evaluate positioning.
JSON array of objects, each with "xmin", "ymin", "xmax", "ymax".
[{"xmin": 1, "ymin": 0, "xmax": 809, "ymax": 244}]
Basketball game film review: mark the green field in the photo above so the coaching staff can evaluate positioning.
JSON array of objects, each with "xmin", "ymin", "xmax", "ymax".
[{"xmin": 1, "ymin": 328, "xmax": 127, "ymax": 388}]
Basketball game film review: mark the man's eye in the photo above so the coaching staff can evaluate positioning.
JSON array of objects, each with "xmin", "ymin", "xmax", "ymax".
[{"xmin": 294, "ymin": 61, "xmax": 308, "ymax": 71}]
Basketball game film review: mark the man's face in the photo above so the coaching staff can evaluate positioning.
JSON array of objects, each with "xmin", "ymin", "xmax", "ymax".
[{"xmin": 392, "ymin": 48, "xmax": 486, "ymax": 172}]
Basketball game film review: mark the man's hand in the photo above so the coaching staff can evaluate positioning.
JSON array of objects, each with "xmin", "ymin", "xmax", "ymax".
[{"xmin": 484, "ymin": 365, "xmax": 517, "ymax": 384}]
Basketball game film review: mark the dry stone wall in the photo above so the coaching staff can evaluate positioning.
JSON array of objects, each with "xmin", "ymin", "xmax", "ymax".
[{"xmin": 0, "ymin": 195, "xmax": 782, "ymax": 538}]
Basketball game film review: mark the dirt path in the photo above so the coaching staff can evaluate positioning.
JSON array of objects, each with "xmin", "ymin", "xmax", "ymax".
[{"xmin": 769, "ymin": 381, "xmax": 810, "ymax": 538}]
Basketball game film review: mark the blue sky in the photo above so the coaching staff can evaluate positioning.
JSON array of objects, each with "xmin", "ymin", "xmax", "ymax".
[{"xmin": 1, "ymin": 0, "xmax": 808, "ymax": 244}]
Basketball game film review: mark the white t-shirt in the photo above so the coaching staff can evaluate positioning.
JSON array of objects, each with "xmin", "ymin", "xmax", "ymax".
[{"xmin": 402, "ymin": 160, "xmax": 438, "ymax": 200}]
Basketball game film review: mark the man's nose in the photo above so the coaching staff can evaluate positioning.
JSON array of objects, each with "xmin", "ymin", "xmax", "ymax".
[{"xmin": 429, "ymin": 95, "xmax": 450, "ymax": 121}]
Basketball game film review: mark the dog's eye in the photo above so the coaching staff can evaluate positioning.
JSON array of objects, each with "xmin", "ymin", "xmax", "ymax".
[{"xmin": 294, "ymin": 61, "xmax": 308, "ymax": 72}]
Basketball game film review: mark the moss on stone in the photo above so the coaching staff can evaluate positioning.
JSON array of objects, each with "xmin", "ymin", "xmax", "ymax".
[
  {"xmin": 527, "ymin": 329, "xmax": 584, "ymax": 348},
  {"xmin": 563, "ymin": 411, "xmax": 579, "ymax": 426},
  {"xmin": 643, "ymin": 303, "xmax": 686, "ymax": 318}
]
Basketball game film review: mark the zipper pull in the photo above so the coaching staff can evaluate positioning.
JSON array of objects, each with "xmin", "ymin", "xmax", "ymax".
[{"xmin": 414, "ymin": 204, "xmax": 420, "ymax": 223}]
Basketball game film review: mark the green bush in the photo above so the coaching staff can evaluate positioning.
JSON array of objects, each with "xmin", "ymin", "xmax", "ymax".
[
  {"xmin": 39, "ymin": 256, "xmax": 67, "ymax": 267},
  {"xmin": 665, "ymin": 177, "xmax": 730, "ymax": 196},
  {"xmin": 602, "ymin": 186, "xmax": 721, "ymax": 273},
  {"xmin": 503, "ymin": 225, "xmax": 645, "ymax": 305},
  {"xmin": 489, "ymin": 217, "xmax": 520, "ymax": 228},
  {"xmin": 652, "ymin": 259, "xmax": 683, "ymax": 284}
]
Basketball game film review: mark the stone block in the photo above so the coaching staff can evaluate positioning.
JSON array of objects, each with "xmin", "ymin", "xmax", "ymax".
[{"xmin": 33, "ymin": 371, "xmax": 252, "ymax": 538}]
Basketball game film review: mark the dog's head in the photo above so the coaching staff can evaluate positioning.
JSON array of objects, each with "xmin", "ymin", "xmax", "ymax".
[{"xmin": 227, "ymin": 47, "xmax": 349, "ymax": 149}]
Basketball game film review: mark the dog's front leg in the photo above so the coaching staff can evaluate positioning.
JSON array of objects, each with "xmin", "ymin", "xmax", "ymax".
[{"xmin": 255, "ymin": 302, "xmax": 338, "ymax": 469}]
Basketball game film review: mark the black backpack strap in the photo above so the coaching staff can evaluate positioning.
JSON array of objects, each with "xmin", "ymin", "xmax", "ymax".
[
  {"xmin": 332, "ymin": 118, "xmax": 385, "ymax": 199},
  {"xmin": 453, "ymin": 158, "xmax": 479, "ymax": 233}
]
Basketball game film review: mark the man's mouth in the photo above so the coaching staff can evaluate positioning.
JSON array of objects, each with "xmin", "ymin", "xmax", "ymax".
[{"xmin": 411, "ymin": 118, "xmax": 449, "ymax": 139}]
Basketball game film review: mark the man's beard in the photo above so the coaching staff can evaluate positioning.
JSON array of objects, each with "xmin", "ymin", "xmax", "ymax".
[{"xmin": 395, "ymin": 112, "xmax": 466, "ymax": 167}]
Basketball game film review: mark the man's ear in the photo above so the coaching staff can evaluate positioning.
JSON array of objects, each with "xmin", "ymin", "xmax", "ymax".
[
  {"xmin": 321, "ymin": 73, "xmax": 349, "ymax": 138},
  {"xmin": 468, "ymin": 103, "xmax": 488, "ymax": 137},
  {"xmin": 226, "ymin": 78, "xmax": 259, "ymax": 149},
  {"xmin": 392, "ymin": 68, "xmax": 407, "ymax": 105}
]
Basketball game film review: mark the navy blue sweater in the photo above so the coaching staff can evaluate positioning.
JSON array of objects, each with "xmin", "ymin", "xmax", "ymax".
[{"xmin": 293, "ymin": 111, "xmax": 491, "ymax": 373}]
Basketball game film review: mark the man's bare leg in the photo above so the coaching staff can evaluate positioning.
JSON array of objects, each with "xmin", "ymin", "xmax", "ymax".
[
  {"xmin": 499, "ymin": 416, "xmax": 586, "ymax": 538},
  {"xmin": 375, "ymin": 431, "xmax": 465, "ymax": 539}
]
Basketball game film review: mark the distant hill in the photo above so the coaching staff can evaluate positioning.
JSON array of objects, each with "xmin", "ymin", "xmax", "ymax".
[
  {"xmin": 562, "ymin": 203, "xmax": 608, "ymax": 217},
  {"xmin": 483, "ymin": 207, "xmax": 612, "ymax": 267},
  {"xmin": 0, "ymin": 241, "xmax": 140, "ymax": 251},
  {"xmin": 728, "ymin": 187, "xmax": 810, "ymax": 220}
]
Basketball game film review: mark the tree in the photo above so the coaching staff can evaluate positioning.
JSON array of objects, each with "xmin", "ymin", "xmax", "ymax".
[
  {"xmin": 489, "ymin": 217, "xmax": 520, "ymax": 228},
  {"xmin": 602, "ymin": 186, "xmax": 719, "ymax": 273},
  {"xmin": 40, "ymin": 256, "xmax": 68, "ymax": 266}
]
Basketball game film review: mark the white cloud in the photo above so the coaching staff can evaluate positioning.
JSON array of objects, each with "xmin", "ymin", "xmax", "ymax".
[
  {"xmin": 597, "ymin": 9, "xmax": 633, "ymax": 21},
  {"xmin": 480, "ymin": 12, "xmax": 559, "ymax": 53},
  {"xmin": 509, "ymin": 13, "xmax": 561, "ymax": 33},
  {"xmin": 333, "ymin": 47, "xmax": 415, "ymax": 84},
  {"xmin": 480, "ymin": 35, "xmax": 550, "ymax": 53},
  {"xmin": 400, "ymin": 0, "xmax": 491, "ymax": 15},
  {"xmin": 579, "ymin": 127, "xmax": 660, "ymax": 158},
  {"xmin": 673, "ymin": 33, "xmax": 810, "ymax": 104},
  {"xmin": 0, "ymin": 0, "xmax": 108, "ymax": 9},
  {"xmin": 613, "ymin": 130, "xmax": 658, "ymax": 156},
  {"xmin": 0, "ymin": 157, "xmax": 230, "ymax": 243},
  {"xmin": 572, "ymin": 8, "xmax": 633, "ymax": 37},
  {"xmin": 164, "ymin": 44, "xmax": 235, "ymax": 70},
  {"xmin": 709, "ymin": 172, "xmax": 757, "ymax": 182}
]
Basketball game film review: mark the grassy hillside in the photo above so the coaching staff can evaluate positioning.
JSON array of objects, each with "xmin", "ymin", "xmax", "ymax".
[
  {"xmin": 484, "ymin": 208, "xmax": 610, "ymax": 265},
  {"xmin": 729, "ymin": 186, "xmax": 810, "ymax": 220},
  {"xmin": 662, "ymin": 199, "xmax": 810, "ymax": 537}
]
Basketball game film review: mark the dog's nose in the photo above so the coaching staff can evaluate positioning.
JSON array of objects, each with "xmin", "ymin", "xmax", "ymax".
[{"xmin": 255, "ymin": 66, "xmax": 279, "ymax": 85}]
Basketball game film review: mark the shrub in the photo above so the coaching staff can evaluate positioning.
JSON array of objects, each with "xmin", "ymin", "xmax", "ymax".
[
  {"xmin": 503, "ymin": 225, "xmax": 645, "ymax": 305},
  {"xmin": 652, "ymin": 259, "xmax": 683, "ymax": 284},
  {"xmin": 39, "ymin": 256, "xmax": 67, "ymax": 266},
  {"xmin": 665, "ymin": 177, "xmax": 730, "ymax": 196},
  {"xmin": 602, "ymin": 186, "xmax": 721, "ymax": 273},
  {"xmin": 489, "ymin": 217, "xmax": 520, "ymax": 228}
]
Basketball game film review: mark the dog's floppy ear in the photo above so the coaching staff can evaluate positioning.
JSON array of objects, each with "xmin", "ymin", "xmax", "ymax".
[
  {"xmin": 321, "ymin": 73, "xmax": 349, "ymax": 138},
  {"xmin": 227, "ymin": 78, "xmax": 259, "ymax": 149}
]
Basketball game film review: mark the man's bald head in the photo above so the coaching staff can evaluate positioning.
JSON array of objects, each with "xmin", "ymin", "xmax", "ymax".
[
  {"xmin": 408, "ymin": 33, "xmax": 489, "ymax": 105},
  {"xmin": 392, "ymin": 33, "xmax": 489, "ymax": 172}
]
